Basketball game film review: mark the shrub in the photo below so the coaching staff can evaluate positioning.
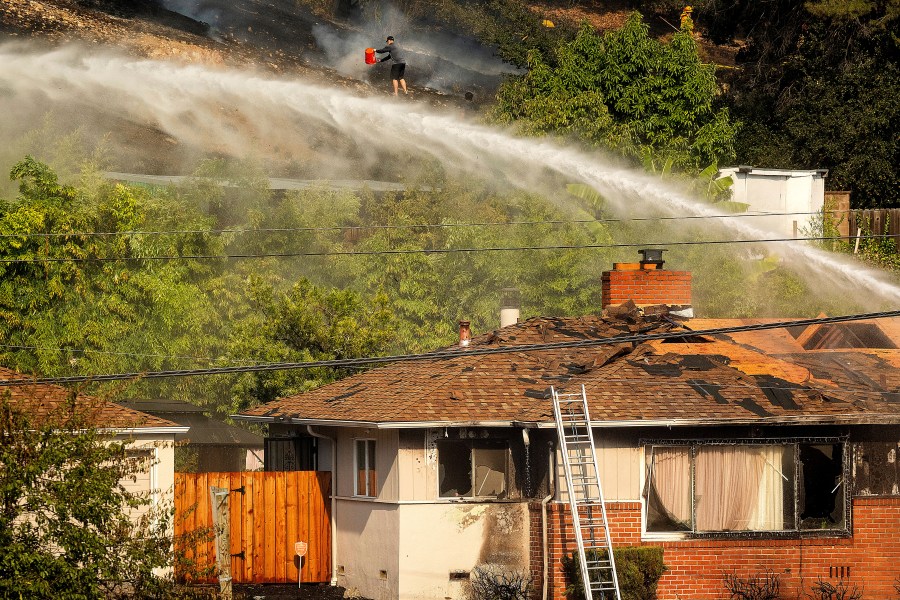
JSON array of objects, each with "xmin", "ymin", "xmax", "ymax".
[
  {"xmin": 724, "ymin": 571, "xmax": 781, "ymax": 600},
  {"xmin": 807, "ymin": 578, "xmax": 863, "ymax": 600},
  {"xmin": 562, "ymin": 547, "xmax": 667, "ymax": 600},
  {"xmin": 465, "ymin": 565, "xmax": 531, "ymax": 600}
]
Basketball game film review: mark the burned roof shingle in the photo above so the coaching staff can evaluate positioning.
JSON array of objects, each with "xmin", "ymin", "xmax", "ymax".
[{"xmin": 238, "ymin": 314, "xmax": 900, "ymax": 426}]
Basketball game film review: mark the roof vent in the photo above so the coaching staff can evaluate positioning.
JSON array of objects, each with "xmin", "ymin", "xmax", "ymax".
[
  {"xmin": 500, "ymin": 288, "xmax": 520, "ymax": 328},
  {"xmin": 459, "ymin": 321, "xmax": 471, "ymax": 347}
]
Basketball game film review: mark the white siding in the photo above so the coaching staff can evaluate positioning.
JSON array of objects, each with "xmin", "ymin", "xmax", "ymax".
[
  {"xmin": 335, "ymin": 427, "xmax": 400, "ymax": 502},
  {"xmin": 556, "ymin": 429, "xmax": 641, "ymax": 502}
]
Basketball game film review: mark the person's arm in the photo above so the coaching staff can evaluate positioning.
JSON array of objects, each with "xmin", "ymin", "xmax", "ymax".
[{"xmin": 374, "ymin": 46, "xmax": 390, "ymax": 54}]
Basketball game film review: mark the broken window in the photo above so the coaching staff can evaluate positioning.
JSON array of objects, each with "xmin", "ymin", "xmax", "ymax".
[
  {"xmin": 644, "ymin": 441, "xmax": 843, "ymax": 535},
  {"xmin": 438, "ymin": 440, "xmax": 509, "ymax": 499},
  {"xmin": 799, "ymin": 444, "xmax": 845, "ymax": 530},
  {"xmin": 355, "ymin": 439, "xmax": 377, "ymax": 497}
]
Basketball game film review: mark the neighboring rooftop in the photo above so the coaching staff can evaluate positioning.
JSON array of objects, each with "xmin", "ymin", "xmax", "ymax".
[
  {"xmin": 0, "ymin": 366, "xmax": 179, "ymax": 430},
  {"xmin": 119, "ymin": 399, "xmax": 263, "ymax": 446}
]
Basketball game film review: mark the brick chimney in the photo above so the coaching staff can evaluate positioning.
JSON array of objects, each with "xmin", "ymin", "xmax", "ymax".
[
  {"xmin": 458, "ymin": 320, "xmax": 471, "ymax": 347},
  {"xmin": 601, "ymin": 249, "xmax": 692, "ymax": 309}
]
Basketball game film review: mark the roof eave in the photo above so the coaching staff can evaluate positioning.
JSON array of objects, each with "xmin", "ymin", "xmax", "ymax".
[
  {"xmin": 102, "ymin": 426, "xmax": 191, "ymax": 435},
  {"xmin": 535, "ymin": 414, "xmax": 900, "ymax": 428},
  {"xmin": 232, "ymin": 415, "xmax": 543, "ymax": 429}
]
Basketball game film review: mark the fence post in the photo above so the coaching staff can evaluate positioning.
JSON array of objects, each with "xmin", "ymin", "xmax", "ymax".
[{"xmin": 210, "ymin": 486, "xmax": 232, "ymax": 600}]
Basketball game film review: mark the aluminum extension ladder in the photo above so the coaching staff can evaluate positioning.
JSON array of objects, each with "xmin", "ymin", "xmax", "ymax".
[{"xmin": 552, "ymin": 385, "xmax": 621, "ymax": 600}]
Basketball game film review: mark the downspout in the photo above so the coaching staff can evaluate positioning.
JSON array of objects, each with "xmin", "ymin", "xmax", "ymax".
[
  {"xmin": 307, "ymin": 425, "xmax": 338, "ymax": 586},
  {"xmin": 542, "ymin": 441, "xmax": 556, "ymax": 600}
]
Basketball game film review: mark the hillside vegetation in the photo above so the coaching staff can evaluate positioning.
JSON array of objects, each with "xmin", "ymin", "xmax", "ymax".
[{"xmin": 0, "ymin": 0, "xmax": 896, "ymax": 415}]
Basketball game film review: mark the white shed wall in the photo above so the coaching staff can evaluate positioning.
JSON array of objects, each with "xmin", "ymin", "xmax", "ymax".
[{"xmin": 719, "ymin": 167, "xmax": 826, "ymax": 238}]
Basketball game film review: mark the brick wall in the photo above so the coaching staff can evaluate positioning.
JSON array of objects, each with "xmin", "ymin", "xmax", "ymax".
[
  {"xmin": 529, "ymin": 497, "xmax": 900, "ymax": 600},
  {"xmin": 601, "ymin": 269, "xmax": 692, "ymax": 308}
]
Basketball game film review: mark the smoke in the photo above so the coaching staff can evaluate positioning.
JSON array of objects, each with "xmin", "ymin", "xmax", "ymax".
[
  {"xmin": 0, "ymin": 42, "xmax": 898, "ymax": 307},
  {"xmin": 157, "ymin": 0, "xmax": 520, "ymax": 95},
  {"xmin": 310, "ymin": 3, "xmax": 523, "ymax": 95},
  {"xmin": 158, "ymin": 0, "xmax": 224, "ymax": 31}
]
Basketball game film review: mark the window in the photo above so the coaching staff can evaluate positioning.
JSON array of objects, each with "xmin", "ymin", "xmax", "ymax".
[
  {"xmin": 644, "ymin": 441, "xmax": 845, "ymax": 535},
  {"xmin": 355, "ymin": 439, "xmax": 377, "ymax": 497},
  {"xmin": 264, "ymin": 437, "xmax": 317, "ymax": 471},
  {"xmin": 438, "ymin": 440, "xmax": 509, "ymax": 499}
]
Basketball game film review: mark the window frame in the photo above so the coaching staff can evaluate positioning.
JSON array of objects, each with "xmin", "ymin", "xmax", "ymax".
[
  {"xmin": 436, "ymin": 438, "xmax": 511, "ymax": 500},
  {"xmin": 640, "ymin": 437, "xmax": 851, "ymax": 540},
  {"xmin": 353, "ymin": 438, "xmax": 377, "ymax": 498}
]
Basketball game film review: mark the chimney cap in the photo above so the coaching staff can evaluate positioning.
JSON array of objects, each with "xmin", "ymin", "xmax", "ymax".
[
  {"xmin": 638, "ymin": 248, "xmax": 666, "ymax": 270},
  {"xmin": 638, "ymin": 248, "xmax": 666, "ymax": 261}
]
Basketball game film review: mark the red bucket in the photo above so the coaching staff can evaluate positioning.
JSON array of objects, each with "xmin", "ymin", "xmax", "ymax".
[{"xmin": 365, "ymin": 48, "xmax": 377, "ymax": 64}]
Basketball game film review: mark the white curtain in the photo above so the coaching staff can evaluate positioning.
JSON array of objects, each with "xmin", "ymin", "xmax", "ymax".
[
  {"xmin": 696, "ymin": 445, "xmax": 788, "ymax": 531},
  {"xmin": 747, "ymin": 445, "xmax": 788, "ymax": 530},
  {"xmin": 647, "ymin": 446, "xmax": 692, "ymax": 530}
]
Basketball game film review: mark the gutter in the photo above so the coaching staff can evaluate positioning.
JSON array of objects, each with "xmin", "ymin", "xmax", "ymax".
[
  {"xmin": 102, "ymin": 426, "xmax": 191, "ymax": 435},
  {"xmin": 306, "ymin": 425, "xmax": 338, "ymax": 587},
  {"xmin": 232, "ymin": 415, "xmax": 540, "ymax": 429},
  {"xmin": 235, "ymin": 413, "xmax": 900, "ymax": 430}
]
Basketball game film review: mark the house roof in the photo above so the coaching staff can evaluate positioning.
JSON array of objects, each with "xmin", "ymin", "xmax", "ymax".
[
  {"xmin": 238, "ymin": 312, "xmax": 900, "ymax": 428},
  {"xmin": 0, "ymin": 367, "xmax": 181, "ymax": 431},
  {"xmin": 118, "ymin": 399, "xmax": 264, "ymax": 446}
]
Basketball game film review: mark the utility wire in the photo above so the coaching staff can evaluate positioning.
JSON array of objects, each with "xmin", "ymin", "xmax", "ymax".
[
  {"xmin": 0, "ymin": 340, "xmax": 895, "ymax": 396},
  {"xmin": 1, "ymin": 233, "xmax": 894, "ymax": 264},
  {"xmin": 0, "ymin": 344, "xmax": 223, "ymax": 364},
  {"xmin": 0, "ymin": 209, "xmax": 853, "ymax": 240},
  {"xmin": 2, "ymin": 310, "xmax": 898, "ymax": 386}
]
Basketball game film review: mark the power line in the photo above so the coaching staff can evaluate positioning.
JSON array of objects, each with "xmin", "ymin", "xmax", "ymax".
[
  {"xmin": 0, "ymin": 340, "xmax": 894, "ymax": 396},
  {"xmin": 0, "ymin": 344, "xmax": 226, "ymax": 364},
  {"xmin": 1, "ymin": 310, "xmax": 898, "ymax": 386},
  {"xmin": 0, "ymin": 340, "xmax": 895, "ymax": 396},
  {"xmin": 1, "ymin": 233, "xmax": 893, "ymax": 264},
  {"xmin": 0, "ymin": 209, "xmax": 853, "ymax": 240}
]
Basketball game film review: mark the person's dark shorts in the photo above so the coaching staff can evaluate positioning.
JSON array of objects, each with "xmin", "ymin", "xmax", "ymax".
[{"xmin": 391, "ymin": 63, "xmax": 406, "ymax": 80}]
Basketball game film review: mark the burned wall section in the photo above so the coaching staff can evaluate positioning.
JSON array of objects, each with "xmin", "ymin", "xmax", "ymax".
[{"xmin": 852, "ymin": 426, "xmax": 900, "ymax": 496}]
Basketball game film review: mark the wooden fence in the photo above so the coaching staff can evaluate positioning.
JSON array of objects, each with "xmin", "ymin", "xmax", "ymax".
[
  {"xmin": 174, "ymin": 471, "xmax": 332, "ymax": 584},
  {"xmin": 846, "ymin": 209, "xmax": 900, "ymax": 249}
]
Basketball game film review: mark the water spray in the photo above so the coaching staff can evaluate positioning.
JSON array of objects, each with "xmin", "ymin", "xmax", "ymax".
[{"xmin": 0, "ymin": 43, "xmax": 898, "ymax": 305}]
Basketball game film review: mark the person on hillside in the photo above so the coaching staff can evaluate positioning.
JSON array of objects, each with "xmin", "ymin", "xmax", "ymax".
[{"xmin": 373, "ymin": 36, "xmax": 407, "ymax": 96}]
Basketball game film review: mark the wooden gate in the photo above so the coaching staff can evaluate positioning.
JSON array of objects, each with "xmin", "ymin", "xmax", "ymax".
[{"xmin": 174, "ymin": 471, "xmax": 331, "ymax": 584}]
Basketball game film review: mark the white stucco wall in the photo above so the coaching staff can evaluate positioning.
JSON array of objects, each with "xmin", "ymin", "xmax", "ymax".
[
  {"xmin": 335, "ymin": 499, "xmax": 401, "ymax": 600},
  {"xmin": 398, "ymin": 502, "xmax": 530, "ymax": 600}
]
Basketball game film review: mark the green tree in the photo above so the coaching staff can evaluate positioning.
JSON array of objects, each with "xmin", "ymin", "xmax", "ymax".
[
  {"xmin": 492, "ymin": 14, "xmax": 738, "ymax": 171},
  {"xmin": 0, "ymin": 392, "xmax": 172, "ymax": 599},
  {"xmin": 668, "ymin": 0, "xmax": 900, "ymax": 207},
  {"xmin": 0, "ymin": 157, "xmax": 228, "ymax": 379},
  {"xmin": 222, "ymin": 276, "xmax": 398, "ymax": 410}
]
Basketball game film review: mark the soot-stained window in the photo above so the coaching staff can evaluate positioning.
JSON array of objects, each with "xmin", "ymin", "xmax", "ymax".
[
  {"xmin": 438, "ymin": 439, "xmax": 509, "ymax": 499},
  {"xmin": 644, "ymin": 441, "xmax": 846, "ymax": 536}
]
